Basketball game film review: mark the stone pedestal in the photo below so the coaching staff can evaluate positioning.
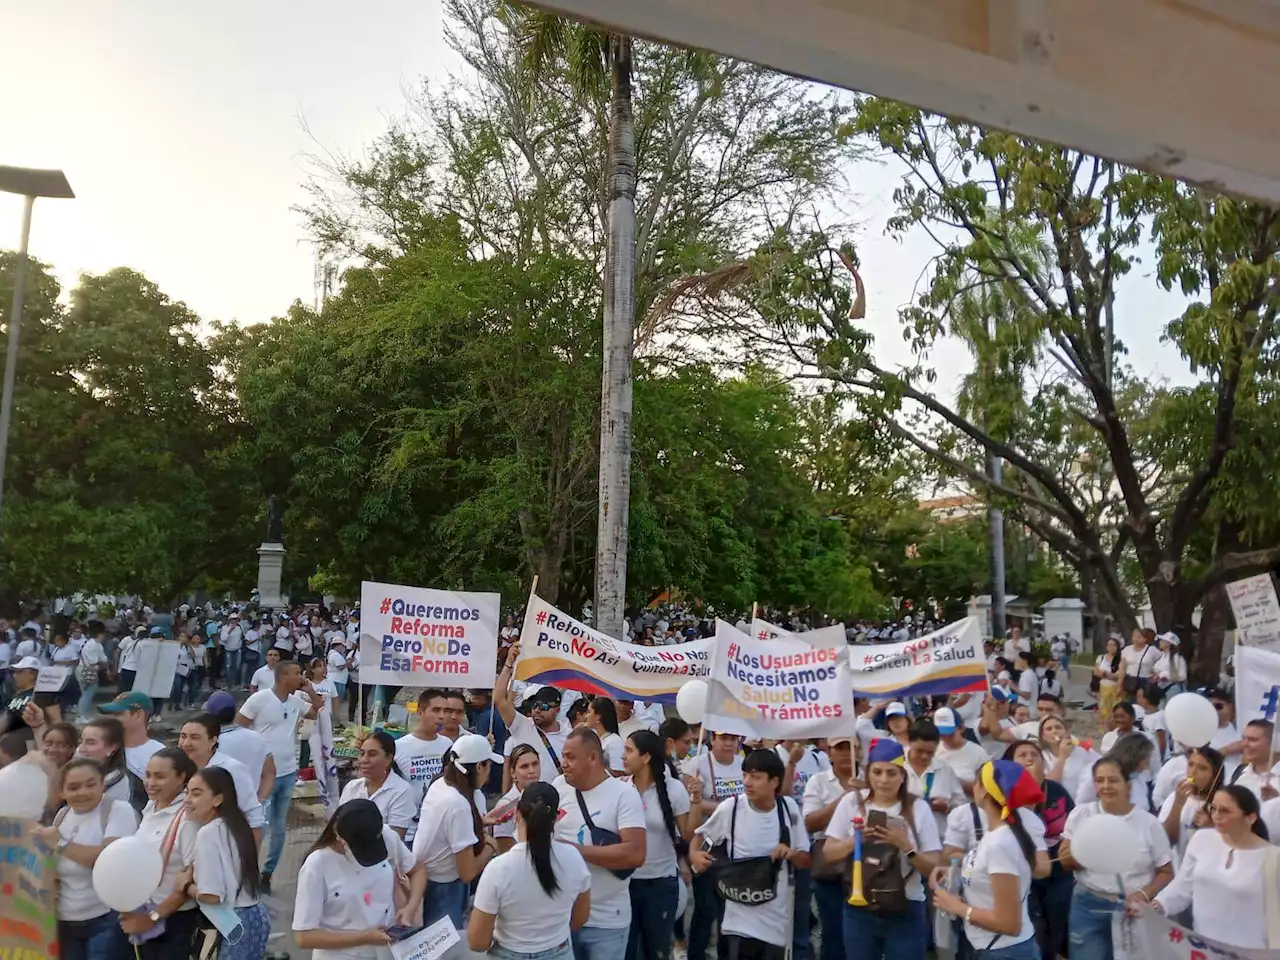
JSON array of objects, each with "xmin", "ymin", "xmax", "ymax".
[{"xmin": 257, "ymin": 542, "xmax": 287, "ymax": 610}]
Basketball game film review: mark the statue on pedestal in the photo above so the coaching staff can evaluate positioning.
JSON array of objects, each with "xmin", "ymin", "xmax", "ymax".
[{"xmin": 266, "ymin": 494, "xmax": 284, "ymax": 544}]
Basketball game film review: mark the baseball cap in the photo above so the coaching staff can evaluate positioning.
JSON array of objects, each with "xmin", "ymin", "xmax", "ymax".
[
  {"xmin": 933, "ymin": 707, "xmax": 959, "ymax": 733},
  {"xmin": 527, "ymin": 686, "xmax": 562, "ymax": 708},
  {"xmin": 1157, "ymin": 631, "xmax": 1180, "ymax": 646},
  {"xmin": 204, "ymin": 691, "xmax": 237, "ymax": 717},
  {"xmin": 451, "ymin": 733, "xmax": 504, "ymax": 767},
  {"xmin": 333, "ymin": 800, "xmax": 388, "ymax": 867},
  {"xmin": 883, "ymin": 701, "xmax": 907, "ymax": 717},
  {"xmin": 148, "ymin": 626, "xmax": 165, "ymax": 637},
  {"xmin": 990, "ymin": 686, "xmax": 1013, "ymax": 703},
  {"xmin": 12, "ymin": 656, "xmax": 41, "ymax": 671},
  {"xmin": 827, "ymin": 735, "xmax": 856, "ymax": 748},
  {"xmin": 100, "ymin": 691, "xmax": 155, "ymax": 716}
]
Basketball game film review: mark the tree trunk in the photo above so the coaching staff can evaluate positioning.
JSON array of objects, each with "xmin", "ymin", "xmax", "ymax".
[
  {"xmin": 594, "ymin": 36, "xmax": 637, "ymax": 640},
  {"xmin": 1191, "ymin": 584, "xmax": 1229, "ymax": 686}
]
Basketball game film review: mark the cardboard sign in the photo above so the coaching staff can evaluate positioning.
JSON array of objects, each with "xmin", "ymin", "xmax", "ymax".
[
  {"xmin": 131, "ymin": 640, "xmax": 181, "ymax": 700},
  {"xmin": 1226, "ymin": 573, "xmax": 1280, "ymax": 652},
  {"xmin": 390, "ymin": 917, "xmax": 461, "ymax": 960},
  {"xmin": 359, "ymin": 581, "xmax": 500, "ymax": 688},
  {"xmin": 0, "ymin": 817, "xmax": 59, "ymax": 960},
  {"xmin": 34, "ymin": 667, "xmax": 69, "ymax": 694}
]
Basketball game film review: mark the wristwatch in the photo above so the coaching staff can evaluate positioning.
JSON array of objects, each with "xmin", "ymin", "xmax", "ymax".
[
  {"xmin": 148, "ymin": 911, "xmax": 161, "ymax": 925},
  {"xmin": 55, "ymin": 838, "xmax": 71, "ymax": 854}
]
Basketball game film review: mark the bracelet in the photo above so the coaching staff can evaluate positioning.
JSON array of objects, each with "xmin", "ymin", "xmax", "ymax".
[
  {"xmin": 905, "ymin": 848, "xmax": 918, "ymax": 860},
  {"xmin": 964, "ymin": 906, "xmax": 973, "ymax": 924},
  {"xmin": 1134, "ymin": 890, "xmax": 1151, "ymax": 902}
]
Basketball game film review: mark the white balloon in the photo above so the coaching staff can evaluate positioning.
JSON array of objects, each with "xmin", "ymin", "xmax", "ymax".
[
  {"xmin": 1164, "ymin": 692, "xmax": 1219, "ymax": 748},
  {"xmin": 0, "ymin": 762, "xmax": 50, "ymax": 819},
  {"xmin": 1069, "ymin": 813, "xmax": 1142, "ymax": 876},
  {"xmin": 93, "ymin": 836, "xmax": 163, "ymax": 913},
  {"xmin": 676, "ymin": 679, "xmax": 709, "ymax": 725}
]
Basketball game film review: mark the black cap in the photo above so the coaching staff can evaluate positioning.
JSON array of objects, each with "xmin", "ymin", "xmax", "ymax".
[
  {"xmin": 1198, "ymin": 686, "xmax": 1230, "ymax": 702},
  {"xmin": 529, "ymin": 686, "xmax": 562, "ymax": 707},
  {"xmin": 333, "ymin": 800, "xmax": 388, "ymax": 867}
]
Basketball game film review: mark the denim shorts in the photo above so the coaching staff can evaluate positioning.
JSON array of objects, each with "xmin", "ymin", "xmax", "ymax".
[{"xmin": 490, "ymin": 940, "xmax": 574, "ymax": 960}]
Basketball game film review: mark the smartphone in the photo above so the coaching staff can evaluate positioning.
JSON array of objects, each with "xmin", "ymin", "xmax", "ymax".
[
  {"xmin": 385, "ymin": 925, "xmax": 422, "ymax": 942},
  {"xmin": 865, "ymin": 810, "xmax": 888, "ymax": 831}
]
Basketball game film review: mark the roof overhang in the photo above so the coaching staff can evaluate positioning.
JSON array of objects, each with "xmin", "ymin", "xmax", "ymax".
[{"xmin": 529, "ymin": 0, "xmax": 1280, "ymax": 204}]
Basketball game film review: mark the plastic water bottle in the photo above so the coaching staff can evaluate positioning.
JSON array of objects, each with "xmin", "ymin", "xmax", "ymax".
[{"xmin": 933, "ymin": 856, "xmax": 962, "ymax": 959}]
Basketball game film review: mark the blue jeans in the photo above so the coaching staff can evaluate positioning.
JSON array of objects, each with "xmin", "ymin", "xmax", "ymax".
[
  {"xmin": 1068, "ymin": 888, "xmax": 1120, "ymax": 960},
  {"xmin": 813, "ymin": 878, "xmax": 845, "ymax": 960},
  {"xmin": 626, "ymin": 876, "xmax": 678, "ymax": 960},
  {"xmin": 843, "ymin": 899, "xmax": 928, "ymax": 960},
  {"xmin": 424, "ymin": 878, "xmax": 469, "ymax": 930},
  {"xmin": 263, "ymin": 771, "xmax": 294, "ymax": 874},
  {"xmin": 225, "ymin": 648, "xmax": 243, "ymax": 687},
  {"xmin": 791, "ymin": 867, "xmax": 811, "ymax": 960},
  {"xmin": 59, "ymin": 911, "xmax": 127, "ymax": 960},
  {"xmin": 1030, "ymin": 862, "xmax": 1074, "ymax": 960},
  {"xmin": 572, "ymin": 925, "xmax": 629, "ymax": 960},
  {"xmin": 490, "ymin": 941, "xmax": 574, "ymax": 960},
  {"xmin": 77, "ymin": 680, "xmax": 99, "ymax": 716},
  {"xmin": 977, "ymin": 939, "xmax": 1040, "ymax": 960}
]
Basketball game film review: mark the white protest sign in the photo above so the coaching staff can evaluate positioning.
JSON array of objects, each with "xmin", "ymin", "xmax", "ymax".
[
  {"xmin": 704, "ymin": 619, "xmax": 852, "ymax": 739},
  {"xmin": 359, "ymin": 581, "xmax": 500, "ymax": 688},
  {"xmin": 35, "ymin": 666, "xmax": 69, "ymax": 693},
  {"xmin": 1226, "ymin": 573, "xmax": 1280, "ymax": 652},
  {"xmin": 390, "ymin": 917, "xmax": 461, "ymax": 960},
  {"xmin": 517, "ymin": 593, "xmax": 714, "ymax": 702},
  {"xmin": 131, "ymin": 641, "xmax": 181, "ymax": 700},
  {"xmin": 1234, "ymin": 645, "xmax": 1280, "ymax": 750},
  {"xmin": 1133, "ymin": 902, "xmax": 1275, "ymax": 960},
  {"xmin": 849, "ymin": 618, "xmax": 986, "ymax": 698},
  {"xmin": 750, "ymin": 618, "xmax": 847, "ymax": 648}
]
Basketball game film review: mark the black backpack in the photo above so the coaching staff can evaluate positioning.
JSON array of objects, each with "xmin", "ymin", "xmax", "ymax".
[{"xmin": 855, "ymin": 803, "xmax": 917, "ymax": 916}]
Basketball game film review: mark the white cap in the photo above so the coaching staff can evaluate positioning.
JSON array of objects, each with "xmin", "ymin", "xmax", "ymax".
[
  {"xmin": 13, "ymin": 657, "xmax": 42, "ymax": 671},
  {"xmin": 884, "ymin": 701, "xmax": 907, "ymax": 717},
  {"xmin": 1157, "ymin": 631, "xmax": 1180, "ymax": 646},
  {"xmin": 933, "ymin": 707, "xmax": 959, "ymax": 732},
  {"xmin": 451, "ymin": 733, "xmax": 503, "ymax": 768}
]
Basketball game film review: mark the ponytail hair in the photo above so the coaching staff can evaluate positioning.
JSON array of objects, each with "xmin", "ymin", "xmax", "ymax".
[
  {"xmin": 443, "ymin": 751, "xmax": 486, "ymax": 854},
  {"xmin": 631, "ymin": 730, "xmax": 687, "ymax": 859},
  {"xmin": 1005, "ymin": 811, "xmax": 1038, "ymax": 870},
  {"xmin": 519, "ymin": 781, "xmax": 562, "ymax": 897}
]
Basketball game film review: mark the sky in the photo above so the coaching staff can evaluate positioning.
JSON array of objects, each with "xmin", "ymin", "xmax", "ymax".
[{"xmin": 0, "ymin": 1, "xmax": 1195, "ymax": 389}]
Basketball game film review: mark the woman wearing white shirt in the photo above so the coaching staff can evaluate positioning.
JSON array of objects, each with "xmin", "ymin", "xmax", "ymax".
[
  {"xmin": 339, "ymin": 730, "xmax": 417, "ymax": 839},
  {"xmin": 930, "ymin": 760, "xmax": 1044, "ymax": 960},
  {"xmin": 491, "ymin": 744, "xmax": 542, "ymax": 852},
  {"xmin": 1154, "ymin": 784, "xmax": 1280, "ymax": 949},
  {"xmin": 32, "ymin": 758, "xmax": 139, "ymax": 960},
  {"xmin": 1152, "ymin": 633, "xmax": 1187, "ymax": 697},
  {"xmin": 622, "ymin": 730, "xmax": 698, "ymax": 960},
  {"xmin": 1039, "ymin": 716, "xmax": 1098, "ymax": 802},
  {"xmin": 820, "ymin": 738, "xmax": 942, "ymax": 960},
  {"xmin": 1059, "ymin": 756, "xmax": 1173, "ymax": 960},
  {"xmin": 327, "ymin": 639, "xmax": 350, "ymax": 707},
  {"xmin": 49, "ymin": 633, "xmax": 81, "ymax": 716},
  {"xmin": 120, "ymin": 747, "xmax": 202, "ymax": 959},
  {"xmin": 468, "ymin": 781, "xmax": 592, "ymax": 960},
  {"xmin": 802, "ymin": 735, "xmax": 858, "ymax": 960},
  {"xmin": 293, "ymin": 799, "xmax": 402, "ymax": 958},
  {"xmin": 1157, "ymin": 746, "xmax": 1223, "ymax": 869},
  {"xmin": 404, "ymin": 734, "xmax": 504, "ymax": 929},
  {"xmin": 587, "ymin": 697, "xmax": 626, "ymax": 775},
  {"xmin": 1074, "ymin": 733, "xmax": 1157, "ymax": 812},
  {"xmin": 183, "ymin": 767, "xmax": 271, "ymax": 960},
  {"xmin": 176, "ymin": 715, "xmax": 268, "ymax": 842}
]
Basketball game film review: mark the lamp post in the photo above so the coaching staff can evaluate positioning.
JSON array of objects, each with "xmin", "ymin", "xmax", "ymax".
[{"xmin": 0, "ymin": 166, "xmax": 74, "ymax": 539}]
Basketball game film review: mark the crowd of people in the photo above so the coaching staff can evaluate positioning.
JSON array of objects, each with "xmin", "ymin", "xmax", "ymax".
[{"xmin": 1, "ymin": 598, "xmax": 1277, "ymax": 960}]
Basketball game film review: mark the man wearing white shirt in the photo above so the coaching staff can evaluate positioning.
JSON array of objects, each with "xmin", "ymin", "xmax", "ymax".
[
  {"xmin": 496, "ymin": 647, "xmax": 569, "ymax": 785},
  {"xmin": 1229, "ymin": 719, "xmax": 1280, "ymax": 801},
  {"xmin": 933, "ymin": 708, "xmax": 991, "ymax": 795},
  {"xmin": 1002, "ymin": 625, "xmax": 1029, "ymax": 663},
  {"xmin": 99, "ymin": 691, "xmax": 163, "ymax": 778},
  {"xmin": 904, "ymin": 719, "xmax": 966, "ymax": 834},
  {"xmin": 220, "ymin": 614, "xmax": 245, "ymax": 688},
  {"xmin": 616, "ymin": 699, "xmax": 657, "ymax": 737},
  {"xmin": 1202, "ymin": 686, "xmax": 1244, "ymax": 777},
  {"xmin": 205, "ymin": 691, "xmax": 275, "ymax": 802}
]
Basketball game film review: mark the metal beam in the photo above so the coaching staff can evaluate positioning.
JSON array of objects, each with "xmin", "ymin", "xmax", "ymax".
[{"xmin": 530, "ymin": 0, "xmax": 1280, "ymax": 203}]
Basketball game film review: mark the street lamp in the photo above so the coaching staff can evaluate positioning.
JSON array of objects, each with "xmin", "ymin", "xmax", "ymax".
[{"xmin": 0, "ymin": 165, "xmax": 74, "ymax": 538}]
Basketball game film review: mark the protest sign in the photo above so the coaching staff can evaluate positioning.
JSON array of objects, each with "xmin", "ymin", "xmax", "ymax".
[
  {"xmin": 131, "ymin": 640, "xmax": 181, "ymax": 700},
  {"xmin": 848, "ymin": 618, "xmax": 986, "ymax": 699},
  {"xmin": 34, "ymin": 667, "xmax": 68, "ymax": 694},
  {"xmin": 750, "ymin": 618, "xmax": 847, "ymax": 648},
  {"xmin": 1131, "ymin": 902, "xmax": 1275, "ymax": 960},
  {"xmin": 516, "ymin": 594, "xmax": 713, "ymax": 703},
  {"xmin": 0, "ymin": 817, "xmax": 58, "ymax": 960},
  {"xmin": 390, "ymin": 917, "xmax": 461, "ymax": 960},
  {"xmin": 359, "ymin": 582, "xmax": 500, "ymax": 688},
  {"xmin": 1226, "ymin": 573, "xmax": 1280, "ymax": 652},
  {"xmin": 704, "ymin": 619, "xmax": 852, "ymax": 739},
  {"xmin": 1234, "ymin": 645, "xmax": 1280, "ymax": 748}
]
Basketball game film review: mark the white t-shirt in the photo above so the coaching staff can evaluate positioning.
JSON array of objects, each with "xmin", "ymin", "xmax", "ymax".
[
  {"xmin": 220, "ymin": 625, "xmax": 243, "ymax": 652},
  {"xmin": 618, "ymin": 715, "xmax": 657, "ymax": 738},
  {"xmin": 1062, "ymin": 802, "xmax": 1172, "ymax": 895},
  {"xmin": 249, "ymin": 665, "xmax": 275, "ymax": 691},
  {"xmin": 776, "ymin": 744, "xmax": 831, "ymax": 800},
  {"xmin": 411, "ymin": 777, "xmax": 481, "ymax": 883},
  {"xmin": 491, "ymin": 785, "xmax": 522, "ymax": 840},
  {"xmin": 217, "ymin": 726, "xmax": 270, "ymax": 788},
  {"xmin": 340, "ymin": 775, "xmax": 417, "ymax": 834},
  {"xmin": 79, "ymin": 638, "xmax": 108, "ymax": 670},
  {"xmin": 600, "ymin": 732, "xmax": 626, "ymax": 773},
  {"xmin": 194, "ymin": 818, "xmax": 258, "ymax": 908},
  {"xmin": 56, "ymin": 800, "xmax": 140, "ymax": 921},
  {"xmin": 1073, "ymin": 768, "xmax": 1153, "ymax": 811},
  {"xmin": 695, "ymin": 796, "xmax": 811, "ymax": 947},
  {"xmin": 1155, "ymin": 828, "xmax": 1274, "ymax": 948},
  {"xmin": 1155, "ymin": 791, "xmax": 1207, "ymax": 869},
  {"xmin": 1231, "ymin": 760, "xmax": 1280, "ymax": 803},
  {"xmin": 239, "ymin": 689, "xmax": 306, "ymax": 777},
  {"xmin": 326, "ymin": 649, "xmax": 349, "ymax": 684},
  {"xmin": 961, "ymin": 826, "xmax": 1036, "ymax": 951},
  {"xmin": 826, "ymin": 793, "xmax": 941, "ymax": 902},
  {"xmin": 681, "ymin": 753, "xmax": 745, "ymax": 802},
  {"xmin": 1044, "ymin": 745, "xmax": 1100, "ymax": 802},
  {"xmin": 206, "ymin": 752, "xmax": 267, "ymax": 828},
  {"xmin": 801, "ymin": 769, "xmax": 851, "ymax": 841},
  {"xmin": 392, "ymin": 732, "xmax": 452, "ymax": 841},
  {"xmin": 473, "ymin": 841, "xmax": 592, "ymax": 953},
  {"xmin": 1152, "ymin": 755, "xmax": 1187, "ymax": 811},
  {"xmin": 1121, "ymin": 643, "xmax": 1158, "ymax": 681},
  {"xmin": 293, "ymin": 845, "xmax": 398, "ymax": 960},
  {"xmin": 936, "ymin": 739, "xmax": 991, "ymax": 786},
  {"xmin": 118, "ymin": 637, "xmax": 141, "ymax": 671},
  {"xmin": 905, "ymin": 759, "xmax": 966, "ymax": 834},
  {"xmin": 505, "ymin": 713, "xmax": 568, "ymax": 783},
  {"xmin": 553, "ymin": 775, "xmax": 646, "ymax": 929},
  {"xmin": 136, "ymin": 799, "xmax": 200, "ymax": 907},
  {"xmin": 943, "ymin": 804, "xmax": 1047, "ymax": 855},
  {"xmin": 1261, "ymin": 796, "xmax": 1280, "ymax": 842},
  {"xmin": 1210, "ymin": 722, "xmax": 1242, "ymax": 777},
  {"xmin": 629, "ymin": 774, "xmax": 692, "ymax": 880},
  {"xmin": 124, "ymin": 739, "xmax": 164, "ymax": 780}
]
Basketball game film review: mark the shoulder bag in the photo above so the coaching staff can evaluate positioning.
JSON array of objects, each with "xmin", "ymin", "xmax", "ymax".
[
  {"xmin": 575, "ymin": 788, "xmax": 637, "ymax": 880},
  {"xmin": 711, "ymin": 796, "xmax": 791, "ymax": 906}
]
